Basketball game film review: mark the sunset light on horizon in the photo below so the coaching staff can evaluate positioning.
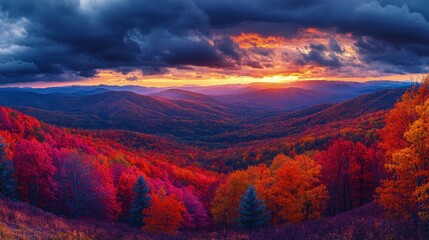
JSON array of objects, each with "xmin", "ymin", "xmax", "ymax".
[
  {"xmin": 0, "ymin": 71, "xmax": 419, "ymax": 89},
  {"xmin": 1, "ymin": 0, "xmax": 428, "ymax": 88}
]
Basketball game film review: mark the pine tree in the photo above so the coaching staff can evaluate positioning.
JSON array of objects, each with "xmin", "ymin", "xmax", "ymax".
[
  {"xmin": 0, "ymin": 139, "xmax": 17, "ymax": 200},
  {"xmin": 237, "ymin": 185, "xmax": 270, "ymax": 229},
  {"xmin": 129, "ymin": 176, "xmax": 151, "ymax": 227}
]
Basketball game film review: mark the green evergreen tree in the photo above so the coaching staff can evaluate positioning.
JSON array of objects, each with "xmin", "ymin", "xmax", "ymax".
[
  {"xmin": 0, "ymin": 139, "xmax": 17, "ymax": 200},
  {"xmin": 237, "ymin": 185, "xmax": 270, "ymax": 229},
  {"xmin": 129, "ymin": 176, "xmax": 151, "ymax": 227}
]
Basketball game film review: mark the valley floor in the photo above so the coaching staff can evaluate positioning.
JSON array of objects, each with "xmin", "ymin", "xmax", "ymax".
[{"xmin": 0, "ymin": 200, "xmax": 418, "ymax": 240}]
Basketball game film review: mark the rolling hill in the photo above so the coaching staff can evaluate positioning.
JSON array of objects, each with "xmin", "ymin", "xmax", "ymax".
[
  {"xmin": 0, "ymin": 90, "xmax": 239, "ymax": 139},
  {"xmin": 0, "ymin": 85, "xmax": 409, "ymax": 146},
  {"xmin": 150, "ymin": 89, "xmax": 217, "ymax": 102}
]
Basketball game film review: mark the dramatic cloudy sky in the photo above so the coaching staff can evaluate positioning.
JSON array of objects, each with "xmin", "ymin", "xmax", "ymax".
[{"xmin": 0, "ymin": 0, "xmax": 428, "ymax": 87}]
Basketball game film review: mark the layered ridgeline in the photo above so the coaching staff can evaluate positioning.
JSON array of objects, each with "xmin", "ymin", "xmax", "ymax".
[
  {"xmin": 0, "ymin": 81, "xmax": 410, "ymax": 144},
  {"xmin": 0, "ymin": 79, "xmax": 427, "ymax": 239}
]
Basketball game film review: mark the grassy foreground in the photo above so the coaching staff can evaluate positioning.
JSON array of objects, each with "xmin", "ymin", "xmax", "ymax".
[{"xmin": 0, "ymin": 200, "xmax": 418, "ymax": 240}]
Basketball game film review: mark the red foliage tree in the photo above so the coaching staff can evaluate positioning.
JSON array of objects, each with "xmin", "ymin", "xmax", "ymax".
[
  {"xmin": 350, "ymin": 142, "xmax": 375, "ymax": 207},
  {"xmin": 116, "ymin": 166, "xmax": 143, "ymax": 222},
  {"xmin": 315, "ymin": 139, "xmax": 354, "ymax": 215},
  {"xmin": 143, "ymin": 187, "xmax": 186, "ymax": 234},
  {"xmin": 13, "ymin": 139, "xmax": 56, "ymax": 208},
  {"xmin": 316, "ymin": 137, "xmax": 385, "ymax": 216}
]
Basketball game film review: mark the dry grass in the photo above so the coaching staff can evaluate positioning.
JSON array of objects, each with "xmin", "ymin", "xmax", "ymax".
[{"xmin": 0, "ymin": 200, "xmax": 418, "ymax": 240}]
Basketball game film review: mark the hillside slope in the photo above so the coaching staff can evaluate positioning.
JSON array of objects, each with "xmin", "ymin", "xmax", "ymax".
[
  {"xmin": 0, "ymin": 200, "xmax": 416, "ymax": 240},
  {"xmin": 0, "ymin": 90, "xmax": 238, "ymax": 138},
  {"xmin": 205, "ymin": 88, "xmax": 407, "ymax": 144},
  {"xmin": 150, "ymin": 89, "xmax": 217, "ymax": 102},
  {"xmin": 0, "ymin": 200, "xmax": 148, "ymax": 240}
]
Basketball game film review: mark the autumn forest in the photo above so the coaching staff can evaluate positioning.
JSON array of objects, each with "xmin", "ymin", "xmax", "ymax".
[{"xmin": 0, "ymin": 78, "xmax": 427, "ymax": 239}]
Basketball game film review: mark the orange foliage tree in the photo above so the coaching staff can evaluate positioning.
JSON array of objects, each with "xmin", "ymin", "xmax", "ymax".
[
  {"xmin": 143, "ymin": 187, "xmax": 186, "ymax": 234},
  {"xmin": 268, "ymin": 155, "xmax": 328, "ymax": 223}
]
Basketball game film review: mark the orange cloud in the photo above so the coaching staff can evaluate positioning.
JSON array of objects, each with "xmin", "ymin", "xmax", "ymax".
[{"xmin": 231, "ymin": 33, "xmax": 286, "ymax": 49}]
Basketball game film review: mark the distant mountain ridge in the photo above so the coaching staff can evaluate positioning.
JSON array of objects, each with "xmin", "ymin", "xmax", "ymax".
[
  {"xmin": 0, "ymin": 81, "xmax": 411, "ymax": 145},
  {"xmin": 1, "ymin": 80, "xmax": 411, "ymax": 96},
  {"xmin": 216, "ymin": 87, "xmax": 352, "ymax": 110}
]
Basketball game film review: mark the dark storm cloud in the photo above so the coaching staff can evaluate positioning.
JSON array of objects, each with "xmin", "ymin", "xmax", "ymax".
[
  {"xmin": 199, "ymin": 0, "xmax": 429, "ymax": 44},
  {"xmin": 0, "ymin": 0, "xmax": 240, "ymax": 82},
  {"xmin": 214, "ymin": 37, "xmax": 241, "ymax": 62},
  {"xmin": 0, "ymin": 0, "xmax": 428, "ymax": 83},
  {"xmin": 355, "ymin": 37, "xmax": 429, "ymax": 73},
  {"xmin": 296, "ymin": 43, "xmax": 343, "ymax": 67},
  {"xmin": 126, "ymin": 75, "xmax": 138, "ymax": 81},
  {"xmin": 329, "ymin": 39, "xmax": 343, "ymax": 53}
]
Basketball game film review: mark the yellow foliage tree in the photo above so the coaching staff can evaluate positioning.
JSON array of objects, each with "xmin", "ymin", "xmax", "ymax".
[
  {"xmin": 210, "ymin": 165, "xmax": 271, "ymax": 227},
  {"xmin": 378, "ymin": 78, "xmax": 429, "ymax": 222}
]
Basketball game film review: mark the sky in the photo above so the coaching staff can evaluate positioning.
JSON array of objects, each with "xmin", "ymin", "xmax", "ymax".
[{"xmin": 0, "ymin": 0, "xmax": 428, "ymax": 87}]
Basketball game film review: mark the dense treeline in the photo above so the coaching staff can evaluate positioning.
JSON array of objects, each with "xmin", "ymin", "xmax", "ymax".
[{"xmin": 377, "ymin": 79, "xmax": 429, "ymax": 237}]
